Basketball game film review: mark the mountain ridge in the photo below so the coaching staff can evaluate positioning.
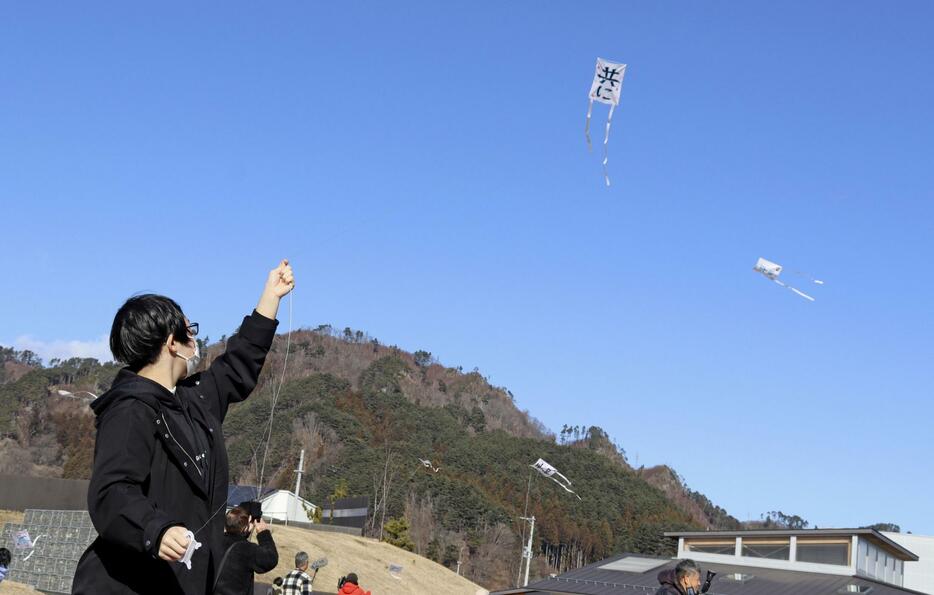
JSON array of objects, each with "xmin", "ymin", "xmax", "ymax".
[{"xmin": 0, "ymin": 327, "xmax": 741, "ymax": 590}]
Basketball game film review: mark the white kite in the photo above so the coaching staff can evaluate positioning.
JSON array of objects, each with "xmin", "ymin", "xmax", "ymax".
[
  {"xmin": 14, "ymin": 529, "xmax": 44, "ymax": 561},
  {"xmin": 14, "ymin": 529, "xmax": 35, "ymax": 549},
  {"xmin": 530, "ymin": 458, "xmax": 581, "ymax": 500},
  {"xmin": 754, "ymin": 257, "xmax": 824, "ymax": 302},
  {"xmin": 418, "ymin": 458, "xmax": 440, "ymax": 473},
  {"xmin": 586, "ymin": 57, "xmax": 627, "ymax": 187}
]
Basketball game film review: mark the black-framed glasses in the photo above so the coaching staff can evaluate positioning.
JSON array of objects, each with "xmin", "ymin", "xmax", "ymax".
[{"xmin": 187, "ymin": 322, "xmax": 199, "ymax": 337}]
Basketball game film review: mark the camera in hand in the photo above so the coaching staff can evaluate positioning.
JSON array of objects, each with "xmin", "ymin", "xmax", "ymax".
[{"xmin": 238, "ymin": 500, "xmax": 263, "ymax": 521}]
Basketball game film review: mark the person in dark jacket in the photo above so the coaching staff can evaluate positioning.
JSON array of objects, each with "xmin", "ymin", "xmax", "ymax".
[
  {"xmin": 656, "ymin": 559, "xmax": 702, "ymax": 595},
  {"xmin": 213, "ymin": 506, "xmax": 278, "ymax": 595},
  {"xmin": 72, "ymin": 260, "xmax": 295, "ymax": 595},
  {"xmin": 0, "ymin": 546, "xmax": 11, "ymax": 584}
]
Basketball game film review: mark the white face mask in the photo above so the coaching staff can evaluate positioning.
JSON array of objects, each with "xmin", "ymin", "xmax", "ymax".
[{"xmin": 174, "ymin": 340, "xmax": 202, "ymax": 377}]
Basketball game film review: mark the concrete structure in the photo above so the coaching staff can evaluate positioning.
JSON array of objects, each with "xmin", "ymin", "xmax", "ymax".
[
  {"xmin": 883, "ymin": 532, "xmax": 934, "ymax": 595},
  {"xmin": 667, "ymin": 529, "xmax": 919, "ymax": 589},
  {"xmin": 2, "ymin": 509, "xmax": 97, "ymax": 594}
]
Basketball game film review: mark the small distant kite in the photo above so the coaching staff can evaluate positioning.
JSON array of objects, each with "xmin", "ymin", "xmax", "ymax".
[
  {"xmin": 418, "ymin": 458, "xmax": 440, "ymax": 473},
  {"xmin": 530, "ymin": 458, "xmax": 581, "ymax": 500},
  {"xmin": 586, "ymin": 57, "xmax": 627, "ymax": 187},
  {"xmin": 14, "ymin": 529, "xmax": 36, "ymax": 549},
  {"xmin": 388, "ymin": 563, "xmax": 404, "ymax": 580},
  {"xmin": 15, "ymin": 529, "xmax": 44, "ymax": 561},
  {"xmin": 754, "ymin": 257, "xmax": 824, "ymax": 302}
]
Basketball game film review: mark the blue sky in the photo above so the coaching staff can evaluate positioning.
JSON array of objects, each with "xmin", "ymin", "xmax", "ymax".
[{"xmin": 1, "ymin": 2, "xmax": 932, "ymax": 534}]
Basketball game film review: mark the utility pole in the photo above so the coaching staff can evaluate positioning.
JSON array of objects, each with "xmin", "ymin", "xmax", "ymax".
[
  {"xmin": 289, "ymin": 449, "xmax": 305, "ymax": 526},
  {"xmin": 520, "ymin": 515, "xmax": 535, "ymax": 587}
]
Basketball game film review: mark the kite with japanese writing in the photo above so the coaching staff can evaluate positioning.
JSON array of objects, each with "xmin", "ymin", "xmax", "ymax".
[
  {"xmin": 530, "ymin": 458, "xmax": 581, "ymax": 500},
  {"xmin": 754, "ymin": 257, "xmax": 824, "ymax": 301},
  {"xmin": 586, "ymin": 57, "xmax": 627, "ymax": 187}
]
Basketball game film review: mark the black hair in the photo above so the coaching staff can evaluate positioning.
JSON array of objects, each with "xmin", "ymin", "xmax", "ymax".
[
  {"xmin": 0, "ymin": 546, "xmax": 11, "ymax": 567},
  {"xmin": 110, "ymin": 294, "xmax": 189, "ymax": 371},
  {"xmin": 345, "ymin": 572, "xmax": 358, "ymax": 585},
  {"xmin": 675, "ymin": 559, "xmax": 700, "ymax": 581},
  {"xmin": 273, "ymin": 577, "xmax": 283, "ymax": 586}
]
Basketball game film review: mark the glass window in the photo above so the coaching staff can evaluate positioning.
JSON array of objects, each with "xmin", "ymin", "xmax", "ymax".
[
  {"xmin": 686, "ymin": 541, "xmax": 735, "ymax": 556},
  {"xmin": 797, "ymin": 542, "xmax": 850, "ymax": 566},
  {"xmin": 742, "ymin": 541, "xmax": 790, "ymax": 560}
]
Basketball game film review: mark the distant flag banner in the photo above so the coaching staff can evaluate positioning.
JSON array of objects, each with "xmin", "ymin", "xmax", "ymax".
[{"xmin": 530, "ymin": 458, "xmax": 582, "ymax": 500}]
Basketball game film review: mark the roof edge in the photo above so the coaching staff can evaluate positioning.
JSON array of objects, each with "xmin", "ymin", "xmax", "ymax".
[{"xmin": 664, "ymin": 529, "xmax": 918, "ymax": 561}]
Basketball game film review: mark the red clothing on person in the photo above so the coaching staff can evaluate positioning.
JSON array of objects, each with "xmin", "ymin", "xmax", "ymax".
[{"xmin": 340, "ymin": 582, "xmax": 371, "ymax": 595}]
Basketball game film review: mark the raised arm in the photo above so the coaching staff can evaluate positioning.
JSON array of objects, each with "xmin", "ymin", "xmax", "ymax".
[
  {"xmin": 251, "ymin": 520, "xmax": 279, "ymax": 573},
  {"xmin": 195, "ymin": 260, "xmax": 295, "ymax": 421}
]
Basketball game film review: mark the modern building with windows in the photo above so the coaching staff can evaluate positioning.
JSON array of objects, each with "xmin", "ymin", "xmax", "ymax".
[
  {"xmin": 492, "ymin": 528, "xmax": 928, "ymax": 595},
  {"xmin": 671, "ymin": 528, "xmax": 918, "ymax": 588}
]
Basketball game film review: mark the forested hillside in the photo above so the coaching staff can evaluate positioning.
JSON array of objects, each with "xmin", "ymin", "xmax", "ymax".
[{"xmin": 0, "ymin": 327, "xmax": 741, "ymax": 590}]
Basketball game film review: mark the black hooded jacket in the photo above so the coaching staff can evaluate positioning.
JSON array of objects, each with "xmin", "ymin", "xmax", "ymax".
[
  {"xmin": 656, "ymin": 569, "xmax": 685, "ymax": 595},
  {"xmin": 212, "ymin": 529, "xmax": 278, "ymax": 595},
  {"xmin": 71, "ymin": 310, "xmax": 278, "ymax": 595}
]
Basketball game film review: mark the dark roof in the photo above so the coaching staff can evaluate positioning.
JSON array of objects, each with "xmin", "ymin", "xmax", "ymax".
[
  {"xmin": 227, "ymin": 485, "xmax": 276, "ymax": 505},
  {"xmin": 491, "ymin": 553, "xmax": 926, "ymax": 595},
  {"xmin": 665, "ymin": 529, "xmax": 919, "ymax": 562}
]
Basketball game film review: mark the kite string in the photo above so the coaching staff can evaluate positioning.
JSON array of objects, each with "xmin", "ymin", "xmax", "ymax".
[{"xmin": 256, "ymin": 287, "xmax": 294, "ymax": 498}]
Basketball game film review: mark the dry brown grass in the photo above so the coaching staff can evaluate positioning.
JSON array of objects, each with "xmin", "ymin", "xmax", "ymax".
[
  {"xmin": 256, "ymin": 525, "xmax": 488, "ymax": 595},
  {"xmin": 0, "ymin": 582, "xmax": 39, "ymax": 594},
  {"xmin": 0, "ymin": 510, "xmax": 24, "ymax": 527}
]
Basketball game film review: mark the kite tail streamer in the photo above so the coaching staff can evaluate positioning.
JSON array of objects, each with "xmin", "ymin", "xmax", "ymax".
[
  {"xmin": 793, "ymin": 270, "xmax": 825, "ymax": 285},
  {"xmin": 789, "ymin": 286, "xmax": 816, "ymax": 301},
  {"xmin": 552, "ymin": 470, "xmax": 572, "ymax": 486},
  {"xmin": 774, "ymin": 279, "xmax": 815, "ymax": 302},
  {"xmin": 22, "ymin": 536, "xmax": 44, "ymax": 561},
  {"xmin": 585, "ymin": 99, "xmax": 594, "ymax": 152},
  {"xmin": 550, "ymin": 477, "xmax": 582, "ymax": 500},
  {"xmin": 602, "ymin": 104, "xmax": 615, "ymax": 187}
]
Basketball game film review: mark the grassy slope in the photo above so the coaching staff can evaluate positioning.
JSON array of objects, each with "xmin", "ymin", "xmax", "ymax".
[{"xmin": 250, "ymin": 525, "xmax": 487, "ymax": 595}]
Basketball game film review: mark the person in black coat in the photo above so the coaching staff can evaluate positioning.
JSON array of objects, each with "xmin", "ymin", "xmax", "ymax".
[
  {"xmin": 213, "ymin": 507, "xmax": 278, "ymax": 595},
  {"xmin": 72, "ymin": 260, "xmax": 295, "ymax": 595},
  {"xmin": 656, "ymin": 560, "xmax": 702, "ymax": 595}
]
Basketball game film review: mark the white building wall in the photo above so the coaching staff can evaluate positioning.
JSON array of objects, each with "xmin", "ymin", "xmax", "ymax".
[
  {"xmin": 259, "ymin": 490, "xmax": 317, "ymax": 523},
  {"xmin": 882, "ymin": 532, "xmax": 934, "ymax": 595}
]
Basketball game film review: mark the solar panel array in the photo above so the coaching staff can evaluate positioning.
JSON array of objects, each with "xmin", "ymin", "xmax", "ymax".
[{"xmin": 1, "ymin": 509, "xmax": 97, "ymax": 594}]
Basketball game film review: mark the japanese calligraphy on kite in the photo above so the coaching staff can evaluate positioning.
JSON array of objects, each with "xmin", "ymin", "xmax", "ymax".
[
  {"xmin": 754, "ymin": 257, "xmax": 824, "ymax": 301},
  {"xmin": 531, "ymin": 458, "xmax": 582, "ymax": 500},
  {"xmin": 586, "ymin": 57, "xmax": 627, "ymax": 187}
]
